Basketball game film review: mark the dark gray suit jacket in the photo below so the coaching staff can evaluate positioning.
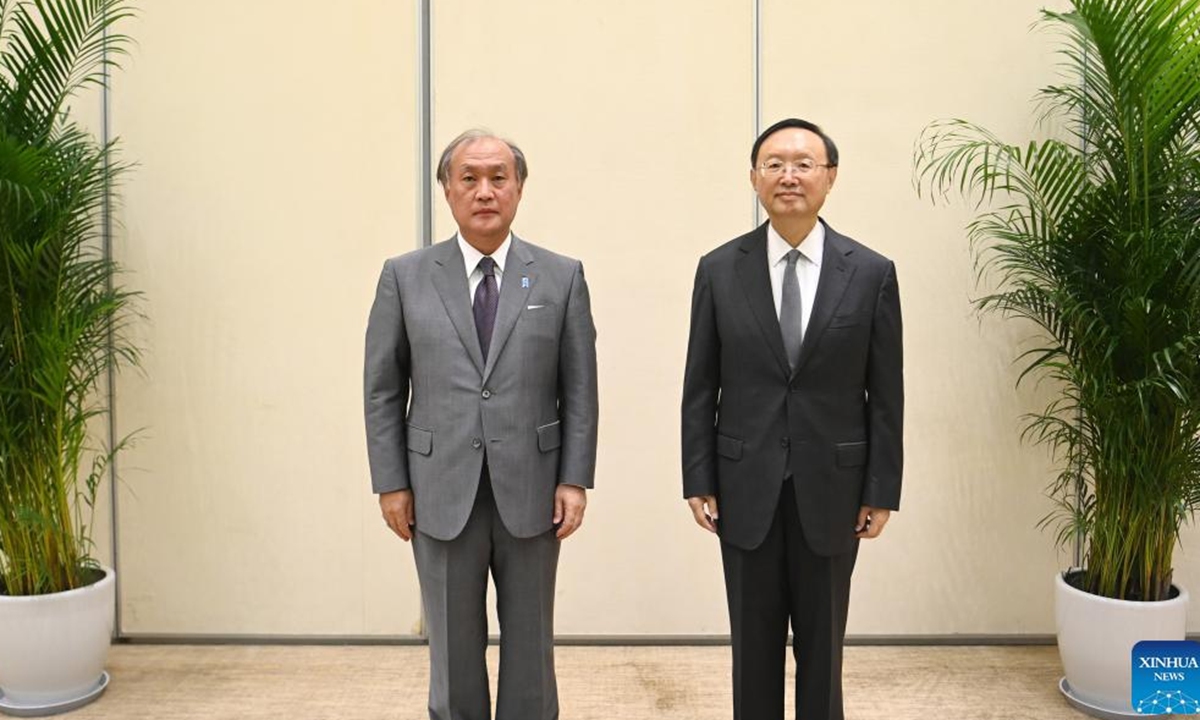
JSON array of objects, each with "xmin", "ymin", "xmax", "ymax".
[
  {"xmin": 365, "ymin": 235, "xmax": 599, "ymax": 541},
  {"xmin": 681, "ymin": 220, "xmax": 903, "ymax": 556}
]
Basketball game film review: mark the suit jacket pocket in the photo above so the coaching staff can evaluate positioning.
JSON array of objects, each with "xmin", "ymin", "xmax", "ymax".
[
  {"xmin": 520, "ymin": 303, "xmax": 562, "ymax": 333},
  {"xmin": 537, "ymin": 420, "xmax": 562, "ymax": 452},
  {"xmin": 716, "ymin": 433, "xmax": 743, "ymax": 461},
  {"xmin": 835, "ymin": 441, "xmax": 867, "ymax": 468},
  {"xmin": 829, "ymin": 311, "xmax": 869, "ymax": 329},
  {"xmin": 406, "ymin": 424, "xmax": 433, "ymax": 456}
]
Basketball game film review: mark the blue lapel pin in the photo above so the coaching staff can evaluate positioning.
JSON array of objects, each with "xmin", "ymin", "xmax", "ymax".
[{"xmin": 521, "ymin": 276, "xmax": 530, "ymax": 289}]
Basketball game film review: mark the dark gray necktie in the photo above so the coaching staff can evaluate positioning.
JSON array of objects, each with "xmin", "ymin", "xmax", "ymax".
[
  {"xmin": 780, "ymin": 249, "xmax": 803, "ymax": 371},
  {"xmin": 473, "ymin": 257, "xmax": 499, "ymax": 360}
]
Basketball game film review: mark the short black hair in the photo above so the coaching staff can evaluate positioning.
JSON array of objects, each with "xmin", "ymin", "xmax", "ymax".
[{"xmin": 751, "ymin": 118, "xmax": 839, "ymax": 168}]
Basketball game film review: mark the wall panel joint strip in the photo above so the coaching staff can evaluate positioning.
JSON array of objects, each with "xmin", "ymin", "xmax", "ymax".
[
  {"xmin": 101, "ymin": 15, "xmax": 123, "ymax": 640},
  {"xmin": 418, "ymin": 0, "xmax": 433, "ymax": 249}
]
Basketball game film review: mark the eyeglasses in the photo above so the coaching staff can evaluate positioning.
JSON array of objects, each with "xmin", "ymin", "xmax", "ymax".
[{"xmin": 758, "ymin": 159, "xmax": 833, "ymax": 177}]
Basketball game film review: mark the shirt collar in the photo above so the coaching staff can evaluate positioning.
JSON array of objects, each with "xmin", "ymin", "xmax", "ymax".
[
  {"xmin": 767, "ymin": 220, "xmax": 825, "ymax": 267},
  {"xmin": 457, "ymin": 232, "xmax": 512, "ymax": 276}
]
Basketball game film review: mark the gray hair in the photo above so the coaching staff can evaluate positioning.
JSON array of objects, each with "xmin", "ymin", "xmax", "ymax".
[{"xmin": 436, "ymin": 129, "xmax": 529, "ymax": 186}]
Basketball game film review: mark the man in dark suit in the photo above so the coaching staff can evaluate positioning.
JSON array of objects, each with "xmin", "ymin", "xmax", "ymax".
[
  {"xmin": 365, "ymin": 130, "xmax": 598, "ymax": 720},
  {"xmin": 681, "ymin": 118, "xmax": 903, "ymax": 720}
]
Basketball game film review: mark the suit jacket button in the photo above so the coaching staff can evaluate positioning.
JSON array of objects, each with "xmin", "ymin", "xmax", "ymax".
[
  {"xmin": 471, "ymin": 438, "xmax": 483, "ymax": 449},
  {"xmin": 481, "ymin": 389, "xmax": 492, "ymax": 399},
  {"xmin": 780, "ymin": 437, "xmax": 789, "ymax": 448}
]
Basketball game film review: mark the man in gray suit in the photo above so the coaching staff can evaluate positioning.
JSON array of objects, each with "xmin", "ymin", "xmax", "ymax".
[{"xmin": 365, "ymin": 129, "xmax": 598, "ymax": 720}]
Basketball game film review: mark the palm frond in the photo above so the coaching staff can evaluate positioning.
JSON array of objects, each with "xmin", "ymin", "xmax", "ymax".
[
  {"xmin": 0, "ymin": 0, "xmax": 134, "ymax": 143},
  {"xmin": 914, "ymin": 0, "xmax": 1200, "ymax": 600},
  {"xmin": 0, "ymin": 0, "xmax": 135, "ymax": 597}
]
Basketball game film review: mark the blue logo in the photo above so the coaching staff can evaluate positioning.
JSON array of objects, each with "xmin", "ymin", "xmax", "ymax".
[{"xmin": 1132, "ymin": 640, "xmax": 1200, "ymax": 714}]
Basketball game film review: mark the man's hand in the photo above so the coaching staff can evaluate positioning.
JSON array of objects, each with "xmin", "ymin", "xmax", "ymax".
[
  {"xmin": 855, "ymin": 506, "xmax": 891, "ymax": 539},
  {"xmin": 553, "ymin": 485, "xmax": 587, "ymax": 540},
  {"xmin": 687, "ymin": 495, "xmax": 719, "ymax": 534},
  {"xmin": 380, "ymin": 490, "xmax": 415, "ymax": 541}
]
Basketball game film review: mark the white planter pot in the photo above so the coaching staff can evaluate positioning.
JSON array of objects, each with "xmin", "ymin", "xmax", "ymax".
[
  {"xmin": 1056, "ymin": 570, "xmax": 1189, "ymax": 716},
  {"xmin": 0, "ymin": 566, "xmax": 114, "ymax": 715}
]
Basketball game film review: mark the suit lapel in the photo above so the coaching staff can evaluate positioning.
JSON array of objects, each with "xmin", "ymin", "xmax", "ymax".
[
  {"xmin": 794, "ymin": 224, "xmax": 856, "ymax": 374},
  {"xmin": 431, "ymin": 238, "xmax": 486, "ymax": 377},
  {"xmin": 482, "ymin": 235, "xmax": 535, "ymax": 385},
  {"xmin": 735, "ymin": 224, "xmax": 791, "ymax": 378}
]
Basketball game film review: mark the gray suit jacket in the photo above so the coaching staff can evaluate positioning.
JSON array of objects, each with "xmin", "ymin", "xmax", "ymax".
[{"xmin": 364, "ymin": 235, "xmax": 599, "ymax": 541}]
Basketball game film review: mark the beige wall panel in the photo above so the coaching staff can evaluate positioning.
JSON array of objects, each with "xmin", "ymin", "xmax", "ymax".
[
  {"xmin": 760, "ymin": 0, "xmax": 1171, "ymax": 635},
  {"xmin": 110, "ymin": 2, "xmax": 422, "ymax": 634},
  {"xmin": 434, "ymin": 1, "xmax": 753, "ymax": 634},
  {"xmin": 1180, "ymin": 527, "xmax": 1200, "ymax": 627},
  {"xmin": 99, "ymin": 0, "xmax": 1199, "ymax": 639}
]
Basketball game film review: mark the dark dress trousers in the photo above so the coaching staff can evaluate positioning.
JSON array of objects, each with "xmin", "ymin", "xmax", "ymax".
[{"xmin": 681, "ymin": 220, "xmax": 903, "ymax": 720}]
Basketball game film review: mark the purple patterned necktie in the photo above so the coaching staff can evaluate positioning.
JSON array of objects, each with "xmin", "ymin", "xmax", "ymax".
[{"xmin": 473, "ymin": 257, "xmax": 499, "ymax": 360}]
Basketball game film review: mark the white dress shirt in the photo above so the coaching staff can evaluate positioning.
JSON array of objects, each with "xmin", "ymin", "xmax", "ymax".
[
  {"xmin": 458, "ymin": 232, "xmax": 512, "ymax": 301},
  {"xmin": 767, "ymin": 221, "xmax": 824, "ymax": 336}
]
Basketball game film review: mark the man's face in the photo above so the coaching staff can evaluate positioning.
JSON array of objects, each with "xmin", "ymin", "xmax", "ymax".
[
  {"xmin": 750, "ymin": 127, "xmax": 837, "ymax": 223},
  {"xmin": 442, "ymin": 137, "xmax": 523, "ymax": 245}
]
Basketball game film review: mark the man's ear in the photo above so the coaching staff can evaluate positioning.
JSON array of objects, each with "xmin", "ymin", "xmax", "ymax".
[{"xmin": 827, "ymin": 166, "xmax": 838, "ymax": 191}]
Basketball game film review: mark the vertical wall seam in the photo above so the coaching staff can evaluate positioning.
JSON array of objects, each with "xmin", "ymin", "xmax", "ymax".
[
  {"xmin": 419, "ymin": 0, "xmax": 433, "ymax": 250},
  {"xmin": 415, "ymin": 0, "xmax": 432, "ymax": 638},
  {"xmin": 753, "ymin": 0, "xmax": 762, "ymax": 228},
  {"xmin": 101, "ymin": 15, "xmax": 122, "ymax": 638},
  {"xmin": 1071, "ymin": 47, "xmax": 1090, "ymax": 572}
]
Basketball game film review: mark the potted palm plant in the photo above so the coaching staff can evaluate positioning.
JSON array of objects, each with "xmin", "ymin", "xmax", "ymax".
[
  {"xmin": 0, "ymin": 0, "xmax": 136, "ymax": 715},
  {"xmin": 915, "ymin": 0, "xmax": 1200, "ymax": 715}
]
